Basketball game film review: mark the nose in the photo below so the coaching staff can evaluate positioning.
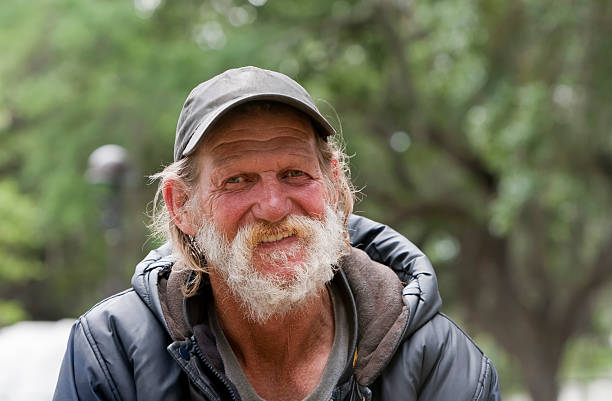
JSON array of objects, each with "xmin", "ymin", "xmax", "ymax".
[{"xmin": 251, "ymin": 174, "xmax": 291, "ymax": 223}]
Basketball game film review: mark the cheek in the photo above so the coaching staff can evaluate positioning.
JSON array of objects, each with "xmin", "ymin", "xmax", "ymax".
[
  {"xmin": 292, "ymin": 181, "xmax": 329, "ymax": 217},
  {"xmin": 207, "ymin": 193, "xmax": 253, "ymax": 236}
]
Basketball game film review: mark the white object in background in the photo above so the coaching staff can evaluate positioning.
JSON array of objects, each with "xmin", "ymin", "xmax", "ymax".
[
  {"xmin": 0, "ymin": 319, "xmax": 74, "ymax": 401},
  {"xmin": 506, "ymin": 374, "xmax": 612, "ymax": 401}
]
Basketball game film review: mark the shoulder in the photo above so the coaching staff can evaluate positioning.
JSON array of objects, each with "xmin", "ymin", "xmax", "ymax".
[
  {"xmin": 57, "ymin": 289, "xmax": 181, "ymax": 401},
  {"xmin": 80, "ymin": 288, "xmax": 160, "ymax": 335},
  {"xmin": 80, "ymin": 287, "xmax": 175, "ymax": 374},
  {"xmin": 377, "ymin": 313, "xmax": 500, "ymax": 401}
]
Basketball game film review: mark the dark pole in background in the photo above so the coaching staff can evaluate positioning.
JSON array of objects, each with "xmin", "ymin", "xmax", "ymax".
[{"xmin": 86, "ymin": 144, "xmax": 133, "ymax": 295}]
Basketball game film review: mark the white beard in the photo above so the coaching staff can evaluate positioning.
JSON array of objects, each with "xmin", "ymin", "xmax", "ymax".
[{"xmin": 195, "ymin": 206, "xmax": 348, "ymax": 323}]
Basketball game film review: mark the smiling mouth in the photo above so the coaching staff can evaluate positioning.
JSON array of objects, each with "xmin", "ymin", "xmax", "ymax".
[{"xmin": 258, "ymin": 232, "xmax": 296, "ymax": 243}]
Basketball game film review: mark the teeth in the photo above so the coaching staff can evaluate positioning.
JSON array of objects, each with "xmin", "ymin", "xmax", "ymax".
[{"xmin": 260, "ymin": 232, "xmax": 294, "ymax": 243}]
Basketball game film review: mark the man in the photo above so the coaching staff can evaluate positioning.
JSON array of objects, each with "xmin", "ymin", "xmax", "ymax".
[{"xmin": 54, "ymin": 67, "xmax": 500, "ymax": 401}]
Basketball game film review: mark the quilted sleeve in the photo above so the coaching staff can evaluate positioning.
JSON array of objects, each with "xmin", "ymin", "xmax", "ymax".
[
  {"xmin": 376, "ymin": 314, "xmax": 501, "ymax": 401},
  {"xmin": 53, "ymin": 319, "xmax": 120, "ymax": 401}
]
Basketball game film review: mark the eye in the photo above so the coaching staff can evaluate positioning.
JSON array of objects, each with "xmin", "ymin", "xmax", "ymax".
[
  {"xmin": 285, "ymin": 170, "xmax": 305, "ymax": 178},
  {"xmin": 226, "ymin": 176, "xmax": 244, "ymax": 184}
]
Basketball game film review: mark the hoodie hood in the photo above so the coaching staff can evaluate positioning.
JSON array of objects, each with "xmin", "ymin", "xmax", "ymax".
[{"xmin": 338, "ymin": 246, "xmax": 440, "ymax": 385}]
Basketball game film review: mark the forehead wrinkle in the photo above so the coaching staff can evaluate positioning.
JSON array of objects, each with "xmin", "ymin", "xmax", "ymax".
[
  {"xmin": 208, "ymin": 134, "xmax": 315, "ymax": 163},
  {"xmin": 209, "ymin": 130, "xmax": 312, "ymax": 149},
  {"xmin": 211, "ymin": 149, "xmax": 316, "ymax": 170}
]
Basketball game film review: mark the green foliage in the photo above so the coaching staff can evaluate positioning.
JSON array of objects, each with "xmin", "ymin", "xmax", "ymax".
[
  {"xmin": 0, "ymin": 179, "xmax": 43, "ymax": 278},
  {"xmin": 0, "ymin": 179, "xmax": 42, "ymax": 325},
  {"xmin": 562, "ymin": 286, "xmax": 612, "ymax": 380},
  {"xmin": 0, "ymin": 300, "xmax": 29, "ymax": 327},
  {"xmin": 1, "ymin": 0, "xmax": 611, "ymax": 398}
]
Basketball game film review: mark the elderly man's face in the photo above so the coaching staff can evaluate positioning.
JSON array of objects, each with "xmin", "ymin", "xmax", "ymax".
[{"xmin": 194, "ymin": 108, "xmax": 329, "ymax": 278}]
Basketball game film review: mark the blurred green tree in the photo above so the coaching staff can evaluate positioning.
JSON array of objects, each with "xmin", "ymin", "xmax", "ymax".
[
  {"xmin": 0, "ymin": 179, "xmax": 43, "ymax": 325},
  {"xmin": 0, "ymin": 0, "xmax": 610, "ymax": 400}
]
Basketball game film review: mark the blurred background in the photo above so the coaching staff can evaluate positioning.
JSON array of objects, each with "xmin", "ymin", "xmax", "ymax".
[{"xmin": 0, "ymin": 0, "xmax": 611, "ymax": 400}]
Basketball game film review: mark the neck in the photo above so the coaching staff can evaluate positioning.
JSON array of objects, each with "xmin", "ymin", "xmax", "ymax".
[
  {"xmin": 208, "ymin": 272, "xmax": 335, "ymax": 400},
  {"xmin": 209, "ymin": 272, "xmax": 335, "ymax": 366}
]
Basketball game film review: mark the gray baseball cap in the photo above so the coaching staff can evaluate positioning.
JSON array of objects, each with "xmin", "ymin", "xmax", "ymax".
[{"xmin": 173, "ymin": 66, "xmax": 336, "ymax": 161}]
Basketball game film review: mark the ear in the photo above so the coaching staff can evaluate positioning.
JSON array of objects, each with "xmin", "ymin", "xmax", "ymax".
[
  {"xmin": 331, "ymin": 158, "xmax": 340, "ymax": 180},
  {"xmin": 327, "ymin": 157, "xmax": 341, "ymax": 209},
  {"xmin": 163, "ymin": 180, "xmax": 199, "ymax": 236}
]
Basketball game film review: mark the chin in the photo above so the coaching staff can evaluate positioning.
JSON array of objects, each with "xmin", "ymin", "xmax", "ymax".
[
  {"xmin": 252, "ymin": 250, "xmax": 308, "ymax": 276},
  {"xmin": 241, "ymin": 285, "xmax": 325, "ymax": 325},
  {"xmin": 234, "ymin": 260, "xmax": 334, "ymax": 324}
]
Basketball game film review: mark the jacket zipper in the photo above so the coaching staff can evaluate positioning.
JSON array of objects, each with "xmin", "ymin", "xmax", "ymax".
[{"xmin": 191, "ymin": 336, "xmax": 239, "ymax": 401}]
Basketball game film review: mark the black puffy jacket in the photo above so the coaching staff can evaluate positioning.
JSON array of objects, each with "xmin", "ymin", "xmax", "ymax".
[{"xmin": 54, "ymin": 215, "xmax": 501, "ymax": 401}]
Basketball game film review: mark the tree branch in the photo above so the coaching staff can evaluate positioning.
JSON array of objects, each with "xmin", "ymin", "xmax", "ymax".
[{"xmin": 427, "ymin": 127, "xmax": 499, "ymax": 194}]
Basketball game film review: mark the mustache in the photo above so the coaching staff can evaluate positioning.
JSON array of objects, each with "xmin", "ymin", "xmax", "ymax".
[{"xmin": 240, "ymin": 215, "xmax": 319, "ymax": 250}]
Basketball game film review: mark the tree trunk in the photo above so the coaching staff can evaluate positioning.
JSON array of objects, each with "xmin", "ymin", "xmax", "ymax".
[
  {"xmin": 519, "ymin": 348, "xmax": 561, "ymax": 401},
  {"xmin": 524, "ymin": 377, "xmax": 559, "ymax": 401},
  {"xmin": 455, "ymin": 227, "xmax": 567, "ymax": 401}
]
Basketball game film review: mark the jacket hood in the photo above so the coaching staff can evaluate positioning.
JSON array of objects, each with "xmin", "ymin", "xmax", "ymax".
[
  {"xmin": 131, "ymin": 242, "xmax": 175, "ymax": 332},
  {"xmin": 346, "ymin": 215, "xmax": 442, "ymax": 338}
]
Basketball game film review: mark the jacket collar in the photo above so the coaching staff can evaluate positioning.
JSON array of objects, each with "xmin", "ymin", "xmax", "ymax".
[
  {"xmin": 151, "ymin": 247, "xmax": 408, "ymax": 386},
  {"xmin": 132, "ymin": 243, "xmax": 441, "ymax": 386}
]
